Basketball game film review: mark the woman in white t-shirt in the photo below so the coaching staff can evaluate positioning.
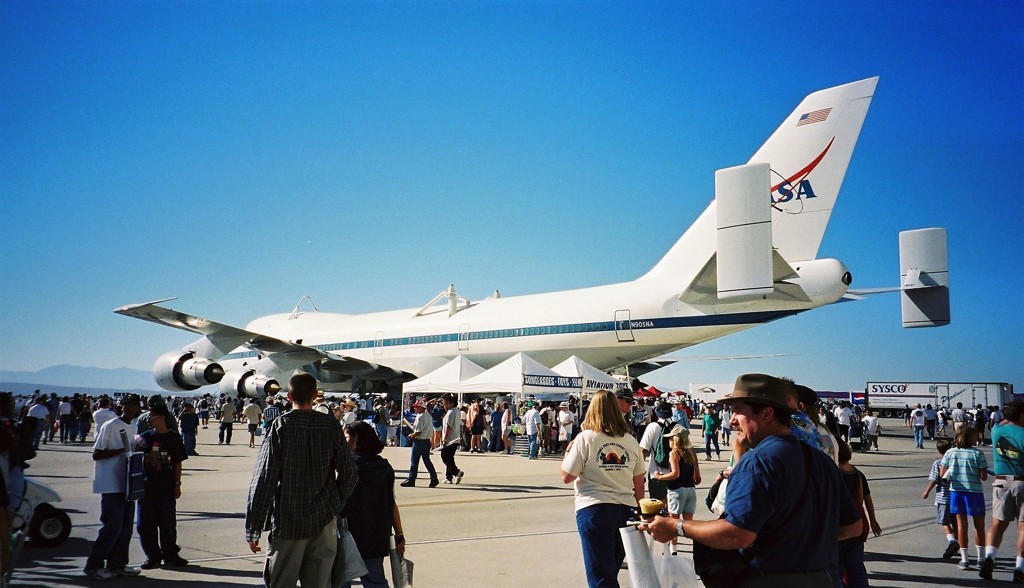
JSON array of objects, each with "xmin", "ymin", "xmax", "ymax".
[{"xmin": 561, "ymin": 391, "xmax": 645, "ymax": 588}]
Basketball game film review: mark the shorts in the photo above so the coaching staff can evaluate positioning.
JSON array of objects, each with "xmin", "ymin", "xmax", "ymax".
[
  {"xmin": 992, "ymin": 480, "xmax": 1024, "ymax": 522},
  {"xmin": 935, "ymin": 501, "xmax": 953, "ymax": 526},
  {"xmin": 199, "ymin": 410, "xmax": 210, "ymax": 419},
  {"xmin": 667, "ymin": 486, "xmax": 697, "ymax": 516},
  {"xmin": 248, "ymin": 423, "xmax": 259, "ymax": 433},
  {"xmin": 949, "ymin": 490, "xmax": 986, "ymax": 517}
]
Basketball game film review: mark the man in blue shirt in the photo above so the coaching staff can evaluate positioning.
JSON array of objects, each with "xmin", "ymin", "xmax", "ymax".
[{"xmin": 643, "ymin": 373, "xmax": 861, "ymax": 586}]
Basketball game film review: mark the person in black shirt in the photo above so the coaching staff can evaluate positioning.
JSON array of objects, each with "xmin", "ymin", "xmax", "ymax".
[{"xmin": 135, "ymin": 404, "xmax": 189, "ymax": 568}]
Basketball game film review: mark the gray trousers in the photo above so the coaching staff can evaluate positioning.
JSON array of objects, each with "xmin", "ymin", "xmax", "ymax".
[{"xmin": 264, "ymin": 519, "xmax": 337, "ymax": 587}]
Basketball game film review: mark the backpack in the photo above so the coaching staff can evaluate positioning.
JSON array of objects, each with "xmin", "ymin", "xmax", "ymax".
[{"xmin": 653, "ymin": 420, "xmax": 677, "ymax": 468}]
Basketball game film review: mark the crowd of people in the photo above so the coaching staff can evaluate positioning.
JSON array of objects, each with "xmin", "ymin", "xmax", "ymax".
[{"xmin": 7, "ymin": 380, "xmax": 1023, "ymax": 586}]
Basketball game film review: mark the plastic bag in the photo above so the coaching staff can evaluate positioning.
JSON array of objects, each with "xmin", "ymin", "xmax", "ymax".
[{"xmin": 653, "ymin": 541, "xmax": 699, "ymax": 588}]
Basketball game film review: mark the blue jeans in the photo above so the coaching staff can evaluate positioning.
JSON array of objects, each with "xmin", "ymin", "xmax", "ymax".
[
  {"xmin": 576, "ymin": 503, "xmax": 632, "ymax": 588},
  {"xmin": 137, "ymin": 493, "xmax": 179, "ymax": 560},
  {"xmin": 914, "ymin": 425, "xmax": 925, "ymax": 448},
  {"xmin": 705, "ymin": 433, "xmax": 720, "ymax": 458},
  {"xmin": 86, "ymin": 493, "xmax": 135, "ymax": 571},
  {"xmin": 407, "ymin": 439, "xmax": 437, "ymax": 482},
  {"xmin": 488, "ymin": 427, "xmax": 504, "ymax": 452},
  {"xmin": 219, "ymin": 421, "xmax": 233, "ymax": 443},
  {"xmin": 528, "ymin": 433, "xmax": 539, "ymax": 458},
  {"xmin": 837, "ymin": 540, "xmax": 868, "ymax": 588},
  {"xmin": 374, "ymin": 423, "xmax": 388, "ymax": 445},
  {"xmin": 341, "ymin": 556, "xmax": 387, "ymax": 588},
  {"xmin": 183, "ymin": 432, "xmax": 197, "ymax": 455}
]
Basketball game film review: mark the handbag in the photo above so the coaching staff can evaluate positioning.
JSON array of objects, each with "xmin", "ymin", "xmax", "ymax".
[
  {"xmin": 389, "ymin": 534, "xmax": 414, "ymax": 588},
  {"xmin": 691, "ymin": 539, "xmax": 753, "ymax": 588},
  {"xmin": 708, "ymin": 477, "xmax": 728, "ymax": 516},
  {"xmin": 331, "ymin": 518, "xmax": 368, "ymax": 586},
  {"xmin": 653, "ymin": 541, "xmax": 698, "ymax": 588},
  {"xmin": 120, "ymin": 430, "xmax": 146, "ymax": 501}
]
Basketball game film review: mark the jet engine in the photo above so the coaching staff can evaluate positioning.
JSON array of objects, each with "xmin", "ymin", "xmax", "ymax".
[
  {"xmin": 153, "ymin": 351, "xmax": 225, "ymax": 392},
  {"xmin": 219, "ymin": 369, "xmax": 281, "ymax": 400}
]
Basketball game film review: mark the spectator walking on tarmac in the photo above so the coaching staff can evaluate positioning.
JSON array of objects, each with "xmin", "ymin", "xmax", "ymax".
[
  {"xmin": 439, "ymin": 394, "xmax": 465, "ymax": 485},
  {"xmin": 400, "ymin": 400, "xmax": 439, "ymax": 488},
  {"xmin": 922, "ymin": 440, "xmax": 961, "ymax": 560},
  {"xmin": 178, "ymin": 402, "xmax": 200, "ymax": 456},
  {"xmin": 135, "ymin": 404, "xmax": 189, "ymax": 569},
  {"xmin": 910, "ymin": 404, "xmax": 927, "ymax": 449},
  {"xmin": 84, "ymin": 395, "xmax": 144, "ymax": 581},
  {"xmin": 642, "ymin": 374, "xmax": 862, "ymax": 586},
  {"xmin": 701, "ymin": 404, "xmax": 721, "ymax": 461},
  {"xmin": 561, "ymin": 390, "xmax": 645, "ymax": 588},
  {"xmin": 243, "ymin": 398, "xmax": 263, "ymax": 448},
  {"xmin": 941, "ymin": 425, "xmax": 989, "ymax": 570},
  {"xmin": 218, "ymin": 396, "xmax": 236, "ymax": 445},
  {"xmin": 522, "ymin": 402, "xmax": 542, "ymax": 460},
  {"xmin": 980, "ymin": 401, "xmax": 1024, "ymax": 581},
  {"xmin": 245, "ymin": 373, "xmax": 357, "ymax": 587}
]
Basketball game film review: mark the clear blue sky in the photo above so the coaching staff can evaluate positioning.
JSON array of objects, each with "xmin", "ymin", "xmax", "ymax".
[{"xmin": 2, "ymin": 1, "xmax": 1021, "ymax": 392}]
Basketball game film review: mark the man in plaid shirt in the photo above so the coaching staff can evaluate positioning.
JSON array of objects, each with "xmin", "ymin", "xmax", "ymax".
[{"xmin": 245, "ymin": 374, "xmax": 357, "ymax": 587}]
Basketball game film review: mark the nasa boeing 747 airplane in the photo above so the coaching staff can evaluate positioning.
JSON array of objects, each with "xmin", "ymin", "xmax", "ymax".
[{"xmin": 116, "ymin": 77, "xmax": 950, "ymax": 399}]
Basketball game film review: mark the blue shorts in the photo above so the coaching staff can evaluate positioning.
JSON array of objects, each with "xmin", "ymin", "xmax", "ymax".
[{"xmin": 949, "ymin": 491, "xmax": 986, "ymax": 517}]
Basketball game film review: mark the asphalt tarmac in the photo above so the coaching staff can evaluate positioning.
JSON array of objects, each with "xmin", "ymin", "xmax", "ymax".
[{"xmin": 12, "ymin": 421, "xmax": 999, "ymax": 587}]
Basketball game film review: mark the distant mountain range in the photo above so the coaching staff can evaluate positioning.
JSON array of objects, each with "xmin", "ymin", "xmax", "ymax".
[{"xmin": 0, "ymin": 365, "xmax": 163, "ymax": 396}]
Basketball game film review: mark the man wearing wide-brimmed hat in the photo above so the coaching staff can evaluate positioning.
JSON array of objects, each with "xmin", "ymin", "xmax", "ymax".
[{"xmin": 643, "ymin": 373, "xmax": 863, "ymax": 587}]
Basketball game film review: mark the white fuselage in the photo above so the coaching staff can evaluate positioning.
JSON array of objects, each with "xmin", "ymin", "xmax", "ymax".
[{"xmin": 219, "ymin": 259, "xmax": 849, "ymax": 381}]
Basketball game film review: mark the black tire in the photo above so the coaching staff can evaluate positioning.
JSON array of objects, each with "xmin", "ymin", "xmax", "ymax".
[{"xmin": 28, "ymin": 503, "xmax": 71, "ymax": 548}]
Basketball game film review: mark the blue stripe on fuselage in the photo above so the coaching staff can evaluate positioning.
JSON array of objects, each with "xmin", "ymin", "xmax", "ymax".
[{"xmin": 220, "ymin": 309, "xmax": 798, "ymax": 360}]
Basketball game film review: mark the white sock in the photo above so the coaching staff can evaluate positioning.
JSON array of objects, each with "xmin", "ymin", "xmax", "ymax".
[
  {"xmin": 976, "ymin": 546, "xmax": 984, "ymax": 562},
  {"xmin": 986, "ymin": 546, "xmax": 997, "ymax": 559},
  {"xmin": 946, "ymin": 533, "xmax": 957, "ymax": 543},
  {"xmin": 1016, "ymin": 555, "xmax": 1024, "ymax": 570},
  {"xmin": 960, "ymin": 548, "xmax": 969, "ymax": 561}
]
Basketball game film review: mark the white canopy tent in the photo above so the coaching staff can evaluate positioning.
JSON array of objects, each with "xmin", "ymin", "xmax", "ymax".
[
  {"xmin": 402, "ymin": 355, "xmax": 487, "ymax": 409},
  {"xmin": 460, "ymin": 352, "xmax": 576, "ymax": 401},
  {"xmin": 403, "ymin": 356, "xmax": 486, "ymax": 395},
  {"xmin": 550, "ymin": 355, "xmax": 627, "ymax": 396}
]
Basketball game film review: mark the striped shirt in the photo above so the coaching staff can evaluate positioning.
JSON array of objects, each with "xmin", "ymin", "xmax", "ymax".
[
  {"xmin": 262, "ymin": 404, "xmax": 281, "ymax": 426},
  {"xmin": 941, "ymin": 447, "xmax": 987, "ymax": 494},
  {"xmin": 245, "ymin": 409, "xmax": 357, "ymax": 542}
]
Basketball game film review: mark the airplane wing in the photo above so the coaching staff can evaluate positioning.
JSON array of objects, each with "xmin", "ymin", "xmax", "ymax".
[{"xmin": 114, "ymin": 299, "xmax": 415, "ymax": 381}]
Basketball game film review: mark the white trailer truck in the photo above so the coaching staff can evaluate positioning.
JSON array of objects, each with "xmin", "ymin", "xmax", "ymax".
[{"xmin": 865, "ymin": 382, "xmax": 1014, "ymax": 418}]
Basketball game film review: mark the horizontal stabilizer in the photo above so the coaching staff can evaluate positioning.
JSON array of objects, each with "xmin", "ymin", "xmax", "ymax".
[
  {"xmin": 716, "ymin": 163, "xmax": 773, "ymax": 301},
  {"xmin": 899, "ymin": 228, "xmax": 949, "ymax": 327}
]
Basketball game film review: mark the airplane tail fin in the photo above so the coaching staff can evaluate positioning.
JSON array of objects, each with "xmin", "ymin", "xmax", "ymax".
[
  {"xmin": 639, "ymin": 77, "xmax": 877, "ymax": 284},
  {"xmin": 754, "ymin": 77, "xmax": 878, "ymax": 262}
]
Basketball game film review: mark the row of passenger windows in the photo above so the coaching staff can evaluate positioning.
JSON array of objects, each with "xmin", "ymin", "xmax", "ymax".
[{"xmin": 315, "ymin": 322, "xmax": 611, "ymax": 352}]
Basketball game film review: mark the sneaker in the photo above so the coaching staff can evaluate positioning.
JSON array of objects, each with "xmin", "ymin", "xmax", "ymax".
[
  {"xmin": 942, "ymin": 540, "xmax": 960, "ymax": 559},
  {"xmin": 1013, "ymin": 569, "xmax": 1023, "ymax": 583},
  {"xmin": 443, "ymin": 479, "xmax": 452, "ymax": 484},
  {"xmin": 455, "ymin": 470, "xmax": 464, "ymax": 485},
  {"xmin": 399, "ymin": 480, "xmax": 415, "ymax": 487},
  {"xmin": 84, "ymin": 568, "xmax": 116, "ymax": 581},
  {"xmin": 428, "ymin": 478, "xmax": 440, "ymax": 488},
  {"xmin": 958, "ymin": 560, "xmax": 970, "ymax": 570},
  {"xmin": 139, "ymin": 559, "xmax": 161, "ymax": 570},
  {"xmin": 109, "ymin": 565, "xmax": 142, "ymax": 576},
  {"xmin": 980, "ymin": 557, "xmax": 995, "ymax": 580},
  {"xmin": 164, "ymin": 556, "xmax": 189, "ymax": 567}
]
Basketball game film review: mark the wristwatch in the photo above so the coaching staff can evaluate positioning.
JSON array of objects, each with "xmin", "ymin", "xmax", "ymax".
[{"xmin": 677, "ymin": 521, "xmax": 686, "ymax": 538}]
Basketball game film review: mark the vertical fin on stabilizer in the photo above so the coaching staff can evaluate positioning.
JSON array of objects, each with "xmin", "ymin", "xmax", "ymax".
[
  {"xmin": 716, "ymin": 163, "xmax": 773, "ymax": 300},
  {"xmin": 752, "ymin": 77, "xmax": 878, "ymax": 262}
]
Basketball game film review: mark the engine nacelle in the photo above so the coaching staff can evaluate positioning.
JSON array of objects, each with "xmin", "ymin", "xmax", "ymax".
[
  {"xmin": 219, "ymin": 370, "xmax": 281, "ymax": 400},
  {"xmin": 153, "ymin": 351, "xmax": 225, "ymax": 392}
]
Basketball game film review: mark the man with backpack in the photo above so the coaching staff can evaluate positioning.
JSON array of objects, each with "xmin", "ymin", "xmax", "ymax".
[{"xmin": 640, "ymin": 402, "xmax": 680, "ymax": 502}]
